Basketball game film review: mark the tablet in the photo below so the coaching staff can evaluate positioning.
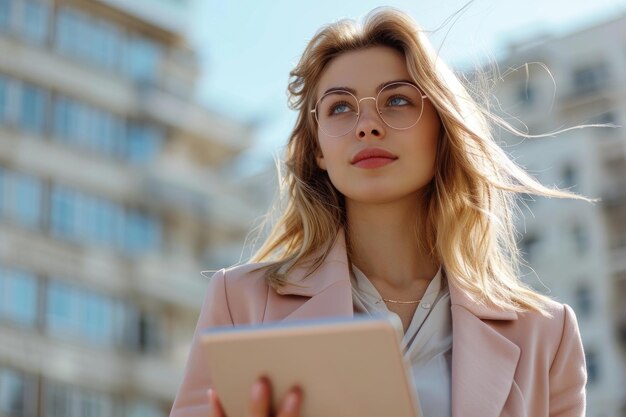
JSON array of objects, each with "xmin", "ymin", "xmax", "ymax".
[{"xmin": 200, "ymin": 314, "xmax": 421, "ymax": 417}]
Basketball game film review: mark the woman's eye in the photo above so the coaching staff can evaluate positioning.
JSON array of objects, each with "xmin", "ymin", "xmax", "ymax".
[
  {"xmin": 388, "ymin": 96, "xmax": 410, "ymax": 106},
  {"xmin": 330, "ymin": 103, "xmax": 352, "ymax": 115}
]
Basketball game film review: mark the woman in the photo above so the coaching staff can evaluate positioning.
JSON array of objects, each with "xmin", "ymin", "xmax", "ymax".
[{"xmin": 171, "ymin": 7, "xmax": 589, "ymax": 417}]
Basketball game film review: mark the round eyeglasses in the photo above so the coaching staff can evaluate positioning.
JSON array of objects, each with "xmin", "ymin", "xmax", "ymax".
[{"xmin": 310, "ymin": 82, "xmax": 428, "ymax": 138}]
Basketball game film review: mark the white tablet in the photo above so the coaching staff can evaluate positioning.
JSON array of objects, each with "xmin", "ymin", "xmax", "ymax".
[{"xmin": 200, "ymin": 314, "xmax": 421, "ymax": 417}]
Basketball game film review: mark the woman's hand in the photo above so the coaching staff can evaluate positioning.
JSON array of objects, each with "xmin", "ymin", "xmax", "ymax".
[{"xmin": 207, "ymin": 376, "xmax": 303, "ymax": 417}]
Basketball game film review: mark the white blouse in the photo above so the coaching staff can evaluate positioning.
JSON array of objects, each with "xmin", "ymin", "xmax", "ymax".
[{"xmin": 350, "ymin": 264, "xmax": 453, "ymax": 417}]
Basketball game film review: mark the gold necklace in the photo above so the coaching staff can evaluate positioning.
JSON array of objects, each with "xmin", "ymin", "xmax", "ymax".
[{"xmin": 381, "ymin": 297, "xmax": 422, "ymax": 304}]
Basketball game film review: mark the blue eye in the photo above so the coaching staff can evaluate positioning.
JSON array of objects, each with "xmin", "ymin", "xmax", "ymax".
[
  {"xmin": 333, "ymin": 104, "xmax": 350, "ymax": 113},
  {"xmin": 388, "ymin": 96, "xmax": 410, "ymax": 106},
  {"xmin": 328, "ymin": 101, "xmax": 355, "ymax": 116}
]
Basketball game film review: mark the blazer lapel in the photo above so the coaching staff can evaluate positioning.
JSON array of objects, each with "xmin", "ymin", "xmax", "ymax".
[
  {"xmin": 448, "ymin": 280, "xmax": 520, "ymax": 417},
  {"xmin": 266, "ymin": 231, "xmax": 354, "ymax": 323}
]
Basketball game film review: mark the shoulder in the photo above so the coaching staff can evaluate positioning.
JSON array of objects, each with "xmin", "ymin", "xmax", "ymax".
[
  {"xmin": 502, "ymin": 297, "xmax": 583, "ymax": 366},
  {"xmin": 516, "ymin": 297, "xmax": 579, "ymax": 337},
  {"xmin": 221, "ymin": 261, "xmax": 273, "ymax": 290},
  {"xmin": 205, "ymin": 262, "xmax": 275, "ymax": 324}
]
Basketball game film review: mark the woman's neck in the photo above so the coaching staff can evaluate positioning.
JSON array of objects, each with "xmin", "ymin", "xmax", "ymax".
[{"xmin": 346, "ymin": 199, "xmax": 439, "ymax": 290}]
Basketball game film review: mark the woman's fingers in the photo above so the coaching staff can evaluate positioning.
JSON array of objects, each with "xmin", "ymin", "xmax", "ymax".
[
  {"xmin": 207, "ymin": 388, "xmax": 225, "ymax": 417},
  {"xmin": 209, "ymin": 378, "xmax": 303, "ymax": 417},
  {"xmin": 277, "ymin": 386, "xmax": 303, "ymax": 417},
  {"xmin": 248, "ymin": 376, "xmax": 272, "ymax": 416}
]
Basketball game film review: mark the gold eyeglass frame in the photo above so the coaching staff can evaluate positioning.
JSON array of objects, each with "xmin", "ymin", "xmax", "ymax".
[{"xmin": 309, "ymin": 81, "xmax": 428, "ymax": 138}]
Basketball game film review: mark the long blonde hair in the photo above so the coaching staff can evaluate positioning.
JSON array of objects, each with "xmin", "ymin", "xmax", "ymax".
[{"xmin": 248, "ymin": 7, "xmax": 595, "ymax": 315}]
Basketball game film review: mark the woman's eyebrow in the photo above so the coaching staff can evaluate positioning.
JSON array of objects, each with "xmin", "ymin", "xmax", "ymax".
[{"xmin": 321, "ymin": 79, "xmax": 417, "ymax": 96}]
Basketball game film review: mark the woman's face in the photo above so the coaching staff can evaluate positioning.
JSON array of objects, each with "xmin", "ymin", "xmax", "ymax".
[{"xmin": 314, "ymin": 46, "xmax": 441, "ymax": 205}]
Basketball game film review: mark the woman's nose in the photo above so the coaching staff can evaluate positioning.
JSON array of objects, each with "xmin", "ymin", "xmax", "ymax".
[{"xmin": 355, "ymin": 97, "xmax": 386, "ymax": 139}]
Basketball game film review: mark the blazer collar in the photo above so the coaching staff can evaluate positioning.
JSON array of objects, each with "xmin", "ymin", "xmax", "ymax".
[{"xmin": 278, "ymin": 228, "xmax": 517, "ymax": 321}]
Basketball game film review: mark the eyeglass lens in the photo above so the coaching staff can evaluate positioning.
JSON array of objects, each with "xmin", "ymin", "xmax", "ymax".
[{"xmin": 315, "ymin": 83, "xmax": 424, "ymax": 137}]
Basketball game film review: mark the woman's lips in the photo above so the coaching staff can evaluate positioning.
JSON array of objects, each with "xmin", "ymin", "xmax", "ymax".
[
  {"xmin": 351, "ymin": 147, "xmax": 398, "ymax": 169},
  {"xmin": 353, "ymin": 157, "xmax": 396, "ymax": 169}
]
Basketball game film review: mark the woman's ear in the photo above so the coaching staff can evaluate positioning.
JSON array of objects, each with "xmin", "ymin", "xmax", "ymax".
[{"xmin": 316, "ymin": 153, "xmax": 327, "ymax": 170}]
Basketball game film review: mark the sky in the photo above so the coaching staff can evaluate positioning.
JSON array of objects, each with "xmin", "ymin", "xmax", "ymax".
[{"xmin": 187, "ymin": 0, "xmax": 626, "ymax": 174}]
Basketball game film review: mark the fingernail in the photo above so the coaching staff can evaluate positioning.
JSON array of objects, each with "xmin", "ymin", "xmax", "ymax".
[
  {"xmin": 283, "ymin": 389, "xmax": 301, "ymax": 412},
  {"xmin": 252, "ymin": 379, "xmax": 265, "ymax": 401}
]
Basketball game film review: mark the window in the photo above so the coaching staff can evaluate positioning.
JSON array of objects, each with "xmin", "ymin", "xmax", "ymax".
[
  {"xmin": 520, "ymin": 234, "xmax": 540, "ymax": 263},
  {"xmin": 54, "ymin": 7, "xmax": 86, "ymax": 58},
  {"xmin": 0, "ymin": 367, "xmax": 36, "ymax": 417},
  {"xmin": 124, "ymin": 309, "xmax": 161, "ymax": 354},
  {"xmin": 46, "ymin": 279, "xmax": 126, "ymax": 347},
  {"xmin": 125, "ymin": 209, "xmax": 162, "ymax": 253},
  {"xmin": 124, "ymin": 36, "xmax": 161, "ymax": 82},
  {"xmin": 0, "ymin": 267, "xmax": 38, "ymax": 326},
  {"xmin": 0, "ymin": 171, "xmax": 44, "ymax": 228},
  {"xmin": 516, "ymin": 82, "xmax": 536, "ymax": 106},
  {"xmin": 574, "ymin": 284, "xmax": 592, "ymax": 317},
  {"xmin": 20, "ymin": 0, "xmax": 49, "ymax": 44},
  {"xmin": 0, "ymin": 74, "xmax": 17, "ymax": 124},
  {"xmin": 127, "ymin": 124, "xmax": 164, "ymax": 164},
  {"xmin": 0, "ymin": 74, "xmax": 8, "ymax": 122},
  {"xmin": 0, "ymin": 0, "xmax": 13, "ymax": 32},
  {"xmin": 571, "ymin": 224, "xmax": 588, "ymax": 255},
  {"xmin": 50, "ymin": 185, "xmax": 162, "ymax": 252},
  {"xmin": 14, "ymin": 173, "xmax": 43, "ymax": 228},
  {"xmin": 561, "ymin": 164, "xmax": 577, "ymax": 190},
  {"xmin": 44, "ymin": 381, "xmax": 115, "ymax": 417},
  {"xmin": 55, "ymin": 6, "xmax": 161, "ymax": 81},
  {"xmin": 573, "ymin": 63, "xmax": 609, "ymax": 95},
  {"xmin": 52, "ymin": 95, "xmax": 127, "ymax": 159},
  {"xmin": 50, "ymin": 185, "xmax": 77, "ymax": 240},
  {"xmin": 91, "ymin": 19, "xmax": 123, "ymax": 71},
  {"xmin": 19, "ymin": 82, "xmax": 47, "ymax": 134}
]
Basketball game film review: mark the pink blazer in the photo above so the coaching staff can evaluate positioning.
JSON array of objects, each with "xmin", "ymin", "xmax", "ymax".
[{"xmin": 170, "ymin": 231, "xmax": 587, "ymax": 417}]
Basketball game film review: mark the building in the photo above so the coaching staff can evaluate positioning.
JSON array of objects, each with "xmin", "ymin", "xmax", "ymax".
[
  {"xmin": 489, "ymin": 13, "xmax": 626, "ymax": 417},
  {"xmin": 0, "ymin": 0, "xmax": 258, "ymax": 415}
]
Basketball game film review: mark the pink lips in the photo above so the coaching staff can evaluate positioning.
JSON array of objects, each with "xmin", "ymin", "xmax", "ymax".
[{"xmin": 351, "ymin": 147, "xmax": 398, "ymax": 168}]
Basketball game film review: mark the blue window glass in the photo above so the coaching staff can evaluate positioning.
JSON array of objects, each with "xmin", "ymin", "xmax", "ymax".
[
  {"xmin": 14, "ymin": 174, "xmax": 42, "ymax": 228},
  {"xmin": 127, "ymin": 124, "xmax": 164, "ymax": 164},
  {"xmin": 91, "ymin": 19, "xmax": 122, "ymax": 71},
  {"xmin": 82, "ymin": 292, "xmax": 115, "ymax": 345},
  {"xmin": 54, "ymin": 7, "xmax": 75, "ymax": 55},
  {"xmin": 124, "ymin": 37, "xmax": 161, "ymax": 82},
  {"xmin": 47, "ymin": 279, "xmax": 124, "ymax": 347},
  {"xmin": 0, "ymin": 74, "xmax": 8, "ymax": 123},
  {"xmin": 0, "ymin": 167, "xmax": 5, "ymax": 216},
  {"xmin": 52, "ymin": 96, "xmax": 71, "ymax": 140},
  {"xmin": 19, "ymin": 82, "xmax": 46, "ymax": 134},
  {"xmin": 91, "ymin": 109, "xmax": 120, "ymax": 157},
  {"xmin": 44, "ymin": 381, "xmax": 71, "ymax": 417},
  {"xmin": 46, "ymin": 280, "xmax": 78, "ymax": 338},
  {"xmin": 93, "ymin": 200, "xmax": 117, "ymax": 246},
  {"xmin": 21, "ymin": 0, "xmax": 49, "ymax": 44},
  {"xmin": 0, "ymin": 0, "xmax": 12, "ymax": 32},
  {"xmin": 53, "ymin": 95, "xmax": 126, "ymax": 160},
  {"xmin": 45, "ymin": 382, "xmax": 114, "ymax": 417},
  {"xmin": 50, "ymin": 186, "xmax": 77, "ymax": 240},
  {"xmin": 0, "ymin": 268, "xmax": 38, "ymax": 326},
  {"xmin": 0, "ymin": 368, "xmax": 30, "ymax": 416},
  {"xmin": 125, "ymin": 210, "xmax": 161, "ymax": 253}
]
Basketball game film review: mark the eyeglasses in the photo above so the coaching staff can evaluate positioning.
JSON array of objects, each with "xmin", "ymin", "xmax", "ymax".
[{"xmin": 310, "ymin": 82, "xmax": 428, "ymax": 138}]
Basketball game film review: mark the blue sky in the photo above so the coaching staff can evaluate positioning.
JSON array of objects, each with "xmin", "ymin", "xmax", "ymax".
[{"xmin": 188, "ymin": 0, "xmax": 626, "ymax": 173}]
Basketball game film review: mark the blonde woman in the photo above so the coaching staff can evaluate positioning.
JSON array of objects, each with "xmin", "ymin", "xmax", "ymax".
[{"xmin": 171, "ymin": 7, "xmax": 589, "ymax": 417}]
